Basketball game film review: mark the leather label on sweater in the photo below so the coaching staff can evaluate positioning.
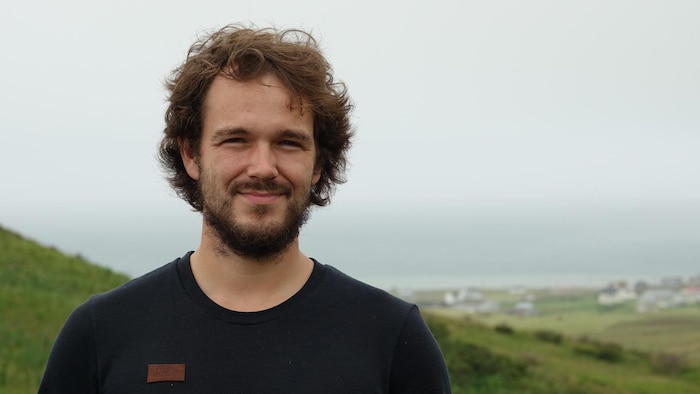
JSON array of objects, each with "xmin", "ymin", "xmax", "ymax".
[{"xmin": 147, "ymin": 364, "xmax": 186, "ymax": 383}]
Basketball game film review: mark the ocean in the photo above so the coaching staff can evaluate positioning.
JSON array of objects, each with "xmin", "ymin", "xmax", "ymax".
[{"xmin": 5, "ymin": 202, "xmax": 699, "ymax": 290}]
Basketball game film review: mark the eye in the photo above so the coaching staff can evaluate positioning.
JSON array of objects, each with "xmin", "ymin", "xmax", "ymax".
[
  {"xmin": 279, "ymin": 140, "xmax": 303, "ymax": 148},
  {"xmin": 224, "ymin": 137, "xmax": 246, "ymax": 144}
]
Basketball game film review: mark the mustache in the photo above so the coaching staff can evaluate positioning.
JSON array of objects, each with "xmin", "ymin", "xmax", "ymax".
[{"xmin": 231, "ymin": 180, "xmax": 292, "ymax": 195}]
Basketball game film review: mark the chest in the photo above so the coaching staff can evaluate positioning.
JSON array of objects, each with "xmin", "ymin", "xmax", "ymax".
[{"xmin": 96, "ymin": 315, "xmax": 393, "ymax": 393}]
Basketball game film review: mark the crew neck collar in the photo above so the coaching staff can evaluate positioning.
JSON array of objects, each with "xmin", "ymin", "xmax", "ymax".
[{"xmin": 176, "ymin": 251, "xmax": 325, "ymax": 325}]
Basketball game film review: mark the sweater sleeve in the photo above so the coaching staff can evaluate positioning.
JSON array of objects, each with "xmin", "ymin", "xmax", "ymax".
[
  {"xmin": 39, "ymin": 300, "xmax": 99, "ymax": 393},
  {"xmin": 389, "ymin": 305, "xmax": 452, "ymax": 393}
]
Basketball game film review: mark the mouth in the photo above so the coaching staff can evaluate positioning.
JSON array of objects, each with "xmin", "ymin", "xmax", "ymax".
[
  {"xmin": 233, "ymin": 181, "xmax": 291, "ymax": 205},
  {"xmin": 238, "ymin": 190, "xmax": 285, "ymax": 205}
]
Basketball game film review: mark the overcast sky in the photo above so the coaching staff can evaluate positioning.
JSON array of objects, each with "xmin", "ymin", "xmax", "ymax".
[{"xmin": 2, "ymin": 1, "xmax": 699, "ymax": 264}]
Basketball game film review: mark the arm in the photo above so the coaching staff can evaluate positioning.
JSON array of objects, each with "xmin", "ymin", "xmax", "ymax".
[
  {"xmin": 389, "ymin": 305, "xmax": 452, "ymax": 393},
  {"xmin": 39, "ymin": 301, "xmax": 99, "ymax": 393}
]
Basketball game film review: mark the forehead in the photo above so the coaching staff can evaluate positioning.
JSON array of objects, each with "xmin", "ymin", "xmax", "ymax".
[
  {"xmin": 206, "ymin": 73, "xmax": 308, "ymax": 112},
  {"xmin": 201, "ymin": 73, "xmax": 313, "ymax": 134}
]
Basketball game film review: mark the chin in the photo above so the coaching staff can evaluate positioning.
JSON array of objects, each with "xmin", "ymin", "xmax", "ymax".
[{"xmin": 242, "ymin": 215, "xmax": 287, "ymax": 231}]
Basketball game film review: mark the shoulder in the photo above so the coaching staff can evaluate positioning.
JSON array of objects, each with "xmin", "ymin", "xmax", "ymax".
[
  {"xmin": 48, "ymin": 260, "xmax": 178, "ymax": 343},
  {"xmin": 84, "ymin": 257, "xmax": 182, "ymax": 321},
  {"xmin": 315, "ymin": 262, "xmax": 415, "ymax": 318},
  {"xmin": 39, "ymin": 257, "xmax": 186, "ymax": 392},
  {"xmin": 322, "ymin": 263, "xmax": 408, "ymax": 299},
  {"xmin": 312, "ymin": 262, "xmax": 451, "ymax": 391}
]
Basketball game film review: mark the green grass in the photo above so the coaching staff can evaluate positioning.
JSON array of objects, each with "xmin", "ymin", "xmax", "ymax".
[
  {"xmin": 599, "ymin": 311, "xmax": 700, "ymax": 361},
  {"xmin": 460, "ymin": 287, "xmax": 700, "ymax": 362},
  {"xmin": 426, "ymin": 312, "xmax": 700, "ymax": 393},
  {"xmin": 0, "ymin": 225, "xmax": 129, "ymax": 393}
]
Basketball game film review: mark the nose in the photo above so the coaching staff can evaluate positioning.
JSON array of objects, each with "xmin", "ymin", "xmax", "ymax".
[{"xmin": 246, "ymin": 144, "xmax": 278, "ymax": 179}]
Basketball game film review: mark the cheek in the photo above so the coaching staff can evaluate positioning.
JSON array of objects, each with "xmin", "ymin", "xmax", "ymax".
[{"xmin": 207, "ymin": 156, "xmax": 244, "ymax": 178}]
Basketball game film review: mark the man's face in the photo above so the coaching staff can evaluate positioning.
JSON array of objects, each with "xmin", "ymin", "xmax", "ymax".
[{"xmin": 181, "ymin": 73, "xmax": 320, "ymax": 259}]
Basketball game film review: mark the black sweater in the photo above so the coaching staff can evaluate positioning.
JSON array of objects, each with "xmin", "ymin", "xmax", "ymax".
[{"xmin": 40, "ymin": 252, "xmax": 451, "ymax": 393}]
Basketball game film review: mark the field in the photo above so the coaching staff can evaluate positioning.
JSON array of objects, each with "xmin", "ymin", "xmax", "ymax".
[
  {"xmin": 426, "ymin": 311, "xmax": 700, "ymax": 393},
  {"xmin": 432, "ymin": 286, "xmax": 700, "ymax": 362},
  {"xmin": 426, "ymin": 286, "xmax": 700, "ymax": 393}
]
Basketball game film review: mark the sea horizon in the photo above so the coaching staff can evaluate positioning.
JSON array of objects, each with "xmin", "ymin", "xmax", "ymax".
[{"xmin": 4, "ymin": 201, "xmax": 699, "ymax": 291}]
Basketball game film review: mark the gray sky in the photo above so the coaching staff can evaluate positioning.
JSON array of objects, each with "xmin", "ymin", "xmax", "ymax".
[{"xmin": 1, "ymin": 1, "xmax": 699, "ymax": 278}]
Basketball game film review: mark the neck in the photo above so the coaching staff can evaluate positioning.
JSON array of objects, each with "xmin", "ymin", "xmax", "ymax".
[{"xmin": 190, "ymin": 226, "xmax": 314, "ymax": 312}]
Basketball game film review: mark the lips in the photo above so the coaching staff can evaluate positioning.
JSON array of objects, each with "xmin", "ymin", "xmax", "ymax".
[
  {"xmin": 232, "ymin": 180, "xmax": 291, "ymax": 204},
  {"xmin": 239, "ymin": 191, "xmax": 282, "ymax": 205}
]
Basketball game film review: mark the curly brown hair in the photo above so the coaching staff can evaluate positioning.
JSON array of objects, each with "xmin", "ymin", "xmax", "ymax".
[{"xmin": 158, "ymin": 24, "xmax": 353, "ymax": 211}]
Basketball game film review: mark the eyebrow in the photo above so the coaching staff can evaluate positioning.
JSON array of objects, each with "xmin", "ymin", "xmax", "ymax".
[
  {"xmin": 279, "ymin": 129, "xmax": 313, "ymax": 143},
  {"xmin": 211, "ymin": 127, "xmax": 248, "ymax": 142},
  {"xmin": 211, "ymin": 127, "xmax": 313, "ymax": 143}
]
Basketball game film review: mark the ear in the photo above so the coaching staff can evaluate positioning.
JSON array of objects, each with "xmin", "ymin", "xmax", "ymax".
[
  {"xmin": 311, "ymin": 158, "xmax": 322, "ymax": 185},
  {"xmin": 179, "ymin": 137, "xmax": 200, "ymax": 180}
]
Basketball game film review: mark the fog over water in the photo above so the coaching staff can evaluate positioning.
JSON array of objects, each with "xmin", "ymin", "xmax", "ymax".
[{"xmin": 7, "ymin": 201, "xmax": 699, "ymax": 290}]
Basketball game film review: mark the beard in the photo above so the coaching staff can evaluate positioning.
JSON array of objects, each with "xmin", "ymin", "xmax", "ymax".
[{"xmin": 201, "ymin": 177, "xmax": 311, "ymax": 261}]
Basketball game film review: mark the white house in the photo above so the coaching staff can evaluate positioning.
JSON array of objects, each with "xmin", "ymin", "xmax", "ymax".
[
  {"xmin": 636, "ymin": 289, "xmax": 684, "ymax": 313},
  {"xmin": 597, "ymin": 282, "xmax": 636, "ymax": 306}
]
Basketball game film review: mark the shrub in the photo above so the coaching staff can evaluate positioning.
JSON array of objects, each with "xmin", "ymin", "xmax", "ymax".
[
  {"xmin": 596, "ymin": 342, "xmax": 624, "ymax": 362},
  {"xmin": 534, "ymin": 329, "xmax": 563, "ymax": 345},
  {"xmin": 424, "ymin": 316, "xmax": 450, "ymax": 344},
  {"xmin": 651, "ymin": 352, "xmax": 691, "ymax": 375},
  {"xmin": 494, "ymin": 323, "xmax": 515, "ymax": 335},
  {"xmin": 443, "ymin": 339, "xmax": 529, "ymax": 390},
  {"xmin": 573, "ymin": 337, "xmax": 624, "ymax": 363}
]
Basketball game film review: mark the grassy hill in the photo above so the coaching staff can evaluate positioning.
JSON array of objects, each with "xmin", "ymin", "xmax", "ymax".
[
  {"xmin": 425, "ymin": 312, "xmax": 700, "ymax": 393},
  {"xmin": 0, "ymin": 225, "xmax": 129, "ymax": 393},
  {"xmin": 473, "ymin": 288, "xmax": 700, "ymax": 363},
  {"xmin": 1, "ymin": 224, "xmax": 699, "ymax": 393}
]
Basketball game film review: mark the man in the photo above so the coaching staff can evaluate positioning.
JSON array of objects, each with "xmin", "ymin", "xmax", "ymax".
[{"xmin": 40, "ymin": 25, "xmax": 451, "ymax": 393}]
